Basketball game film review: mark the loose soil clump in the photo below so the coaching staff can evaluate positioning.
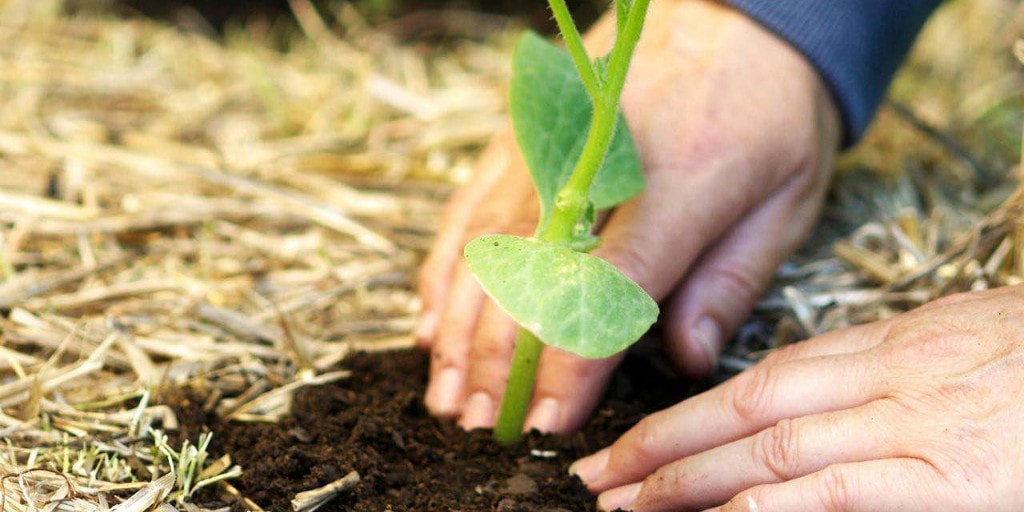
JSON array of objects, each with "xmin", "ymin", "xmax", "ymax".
[{"xmin": 201, "ymin": 343, "xmax": 699, "ymax": 511}]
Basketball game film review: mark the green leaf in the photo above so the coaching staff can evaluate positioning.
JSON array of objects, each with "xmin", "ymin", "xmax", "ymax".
[
  {"xmin": 510, "ymin": 31, "xmax": 644, "ymax": 230},
  {"xmin": 465, "ymin": 234, "xmax": 658, "ymax": 359}
]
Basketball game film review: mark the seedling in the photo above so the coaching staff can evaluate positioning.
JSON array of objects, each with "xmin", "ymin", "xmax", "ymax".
[{"xmin": 464, "ymin": 0, "xmax": 657, "ymax": 444}]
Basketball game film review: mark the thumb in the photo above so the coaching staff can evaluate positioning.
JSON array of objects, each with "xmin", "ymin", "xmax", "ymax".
[
  {"xmin": 592, "ymin": 157, "xmax": 767, "ymax": 304},
  {"xmin": 663, "ymin": 166, "xmax": 828, "ymax": 378}
]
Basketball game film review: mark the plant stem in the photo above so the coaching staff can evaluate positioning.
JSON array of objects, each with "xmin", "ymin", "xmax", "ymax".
[
  {"xmin": 607, "ymin": 0, "xmax": 651, "ymax": 103},
  {"xmin": 541, "ymin": 0, "xmax": 651, "ymax": 244},
  {"xmin": 548, "ymin": 0, "xmax": 599, "ymax": 100},
  {"xmin": 493, "ymin": 329, "xmax": 545, "ymax": 444},
  {"xmin": 492, "ymin": 0, "xmax": 651, "ymax": 444}
]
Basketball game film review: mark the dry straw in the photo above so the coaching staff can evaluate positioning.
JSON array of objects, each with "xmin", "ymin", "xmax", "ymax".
[
  {"xmin": 0, "ymin": 0, "xmax": 507, "ymax": 508},
  {"xmin": 0, "ymin": 0, "xmax": 1019, "ymax": 509}
]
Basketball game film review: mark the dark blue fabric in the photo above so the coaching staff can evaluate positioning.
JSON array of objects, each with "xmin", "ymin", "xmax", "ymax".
[{"xmin": 724, "ymin": 0, "xmax": 942, "ymax": 146}]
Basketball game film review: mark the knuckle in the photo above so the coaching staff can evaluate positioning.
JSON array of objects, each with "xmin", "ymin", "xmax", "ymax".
[
  {"xmin": 676, "ymin": 122, "xmax": 736, "ymax": 167},
  {"xmin": 468, "ymin": 335, "xmax": 511, "ymax": 363},
  {"xmin": 430, "ymin": 347, "xmax": 459, "ymax": 370},
  {"xmin": 879, "ymin": 321, "xmax": 973, "ymax": 377},
  {"xmin": 817, "ymin": 465, "xmax": 855, "ymax": 511},
  {"xmin": 704, "ymin": 261, "xmax": 762, "ymax": 306},
  {"xmin": 727, "ymin": 364, "xmax": 780, "ymax": 423},
  {"xmin": 759, "ymin": 342, "xmax": 805, "ymax": 366},
  {"xmin": 753, "ymin": 418, "xmax": 803, "ymax": 481},
  {"xmin": 599, "ymin": 243, "xmax": 653, "ymax": 290},
  {"xmin": 617, "ymin": 416, "xmax": 663, "ymax": 465}
]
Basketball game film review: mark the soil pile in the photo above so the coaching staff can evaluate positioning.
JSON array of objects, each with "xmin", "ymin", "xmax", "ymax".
[{"xmin": 203, "ymin": 345, "xmax": 699, "ymax": 511}]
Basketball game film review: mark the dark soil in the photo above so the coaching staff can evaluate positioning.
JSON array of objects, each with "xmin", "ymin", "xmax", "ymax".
[{"xmin": 185, "ymin": 338, "xmax": 703, "ymax": 511}]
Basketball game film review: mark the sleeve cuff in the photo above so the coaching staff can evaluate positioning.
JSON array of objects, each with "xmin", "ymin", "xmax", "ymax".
[{"xmin": 724, "ymin": 0, "xmax": 942, "ymax": 146}]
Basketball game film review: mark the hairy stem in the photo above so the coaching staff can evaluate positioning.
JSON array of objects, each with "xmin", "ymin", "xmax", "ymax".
[{"xmin": 548, "ymin": 0, "xmax": 599, "ymax": 100}]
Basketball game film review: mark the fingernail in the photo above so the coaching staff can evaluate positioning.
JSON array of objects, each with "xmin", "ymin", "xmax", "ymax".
[
  {"xmin": 425, "ymin": 368, "xmax": 462, "ymax": 415},
  {"xmin": 458, "ymin": 391, "xmax": 494, "ymax": 430},
  {"xmin": 415, "ymin": 311, "xmax": 438, "ymax": 342},
  {"xmin": 692, "ymin": 316, "xmax": 722, "ymax": 373},
  {"xmin": 524, "ymin": 397, "xmax": 560, "ymax": 433},
  {"xmin": 568, "ymin": 447, "xmax": 609, "ymax": 486},
  {"xmin": 597, "ymin": 483, "xmax": 641, "ymax": 512}
]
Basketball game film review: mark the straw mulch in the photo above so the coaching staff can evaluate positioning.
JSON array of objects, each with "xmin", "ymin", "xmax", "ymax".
[
  {"xmin": 0, "ymin": 0, "xmax": 1019, "ymax": 510},
  {"xmin": 0, "ymin": 1, "xmax": 508, "ymax": 509}
]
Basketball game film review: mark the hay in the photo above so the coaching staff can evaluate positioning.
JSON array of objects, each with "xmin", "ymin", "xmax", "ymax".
[
  {"xmin": 0, "ymin": 0, "xmax": 508, "ymax": 508},
  {"xmin": 0, "ymin": 0, "xmax": 1018, "ymax": 509}
]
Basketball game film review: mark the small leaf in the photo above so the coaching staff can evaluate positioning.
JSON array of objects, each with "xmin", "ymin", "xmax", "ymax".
[
  {"xmin": 574, "ymin": 200, "xmax": 597, "ymax": 240},
  {"xmin": 465, "ymin": 234, "xmax": 658, "ymax": 359},
  {"xmin": 592, "ymin": 54, "xmax": 611, "ymax": 87},
  {"xmin": 510, "ymin": 32, "xmax": 645, "ymax": 230}
]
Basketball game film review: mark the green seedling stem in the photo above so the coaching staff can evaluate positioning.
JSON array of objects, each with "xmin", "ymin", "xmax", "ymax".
[
  {"xmin": 548, "ymin": 0, "xmax": 600, "ymax": 99},
  {"xmin": 493, "ymin": 0, "xmax": 651, "ymax": 444}
]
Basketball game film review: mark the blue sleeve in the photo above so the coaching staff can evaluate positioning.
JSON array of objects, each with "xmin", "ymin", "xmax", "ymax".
[{"xmin": 723, "ymin": 0, "xmax": 943, "ymax": 146}]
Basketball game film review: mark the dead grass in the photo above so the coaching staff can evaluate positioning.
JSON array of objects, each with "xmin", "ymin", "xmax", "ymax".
[
  {"xmin": 0, "ymin": 0, "xmax": 1019, "ymax": 509},
  {"xmin": 0, "ymin": 1, "xmax": 508, "ymax": 509},
  {"xmin": 738, "ymin": 0, "xmax": 1024, "ymax": 365}
]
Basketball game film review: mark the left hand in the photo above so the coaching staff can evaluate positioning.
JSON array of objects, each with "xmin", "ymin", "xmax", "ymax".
[{"xmin": 570, "ymin": 285, "xmax": 1024, "ymax": 511}]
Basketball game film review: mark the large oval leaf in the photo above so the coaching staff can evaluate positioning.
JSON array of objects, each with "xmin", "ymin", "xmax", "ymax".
[
  {"xmin": 510, "ymin": 31, "xmax": 645, "ymax": 229},
  {"xmin": 465, "ymin": 234, "xmax": 658, "ymax": 359}
]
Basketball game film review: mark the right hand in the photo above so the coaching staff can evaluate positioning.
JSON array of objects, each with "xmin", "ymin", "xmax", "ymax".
[{"xmin": 417, "ymin": 0, "xmax": 843, "ymax": 434}]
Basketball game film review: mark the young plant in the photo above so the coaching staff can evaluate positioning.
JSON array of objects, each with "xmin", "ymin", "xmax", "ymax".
[{"xmin": 463, "ymin": 0, "xmax": 657, "ymax": 444}]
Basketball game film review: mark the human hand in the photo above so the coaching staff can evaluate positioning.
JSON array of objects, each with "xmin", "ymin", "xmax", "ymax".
[
  {"xmin": 571, "ymin": 285, "xmax": 1024, "ymax": 511},
  {"xmin": 417, "ymin": 0, "xmax": 842, "ymax": 433}
]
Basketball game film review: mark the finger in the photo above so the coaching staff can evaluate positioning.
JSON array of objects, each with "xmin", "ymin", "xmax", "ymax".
[
  {"xmin": 759, "ymin": 320, "xmax": 890, "ymax": 366},
  {"xmin": 661, "ymin": 156, "xmax": 831, "ymax": 378},
  {"xmin": 571, "ymin": 348, "xmax": 886, "ymax": 492},
  {"xmin": 712, "ymin": 459, "xmax": 949, "ymax": 512},
  {"xmin": 424, "ymin": 263, "xmax": 486, "ymax": 416},
  {"xmin": 458, "ymin": 301, "xmax": 519, "ymax": 430},
  {"xmin": 610, "ymin": 399, "xmax": 909, "ymax": 510},
  {"xmin": 524, "ymin": 348, "xmax": 623, "ymax": 433},
  {"xmin": 416, "ymin": 127, "xmax": 521, "ymax": 346}
]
